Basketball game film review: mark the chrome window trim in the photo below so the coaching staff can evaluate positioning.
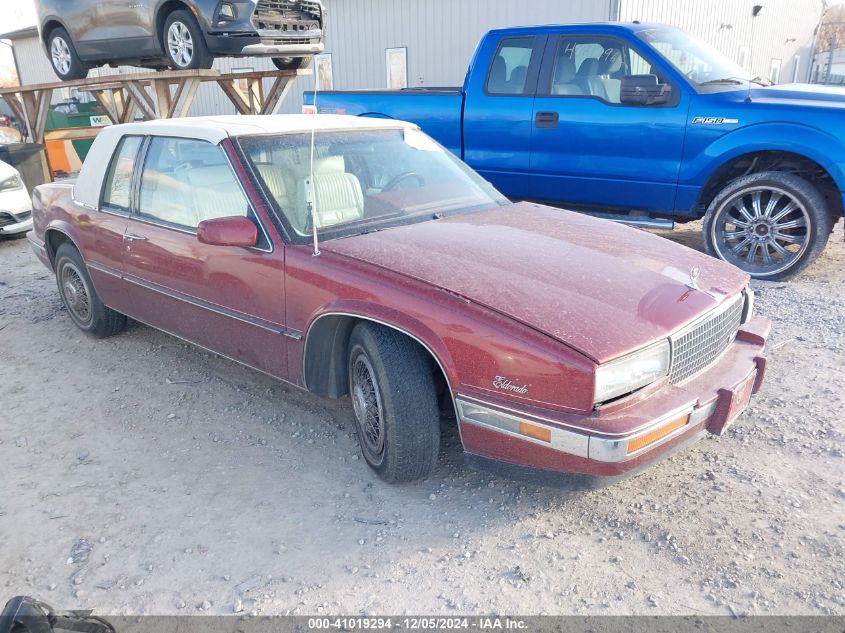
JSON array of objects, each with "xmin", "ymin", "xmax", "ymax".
[{"xmin": 128, "ymin": 135, "xmax": 275, "ymax": 254}]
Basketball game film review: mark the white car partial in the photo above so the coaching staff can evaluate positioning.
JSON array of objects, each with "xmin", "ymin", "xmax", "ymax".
[{"xmin": 0, "ymin": 160, "xmax": 32, "ymax": 237}]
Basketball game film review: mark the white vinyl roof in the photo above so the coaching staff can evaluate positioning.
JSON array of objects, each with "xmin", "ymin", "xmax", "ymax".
[
  {"xmin": 108, "ymin": 114, "xmax": 418, "ymax": 144},
  {"xmin": 73, "ymin": 114, "xmax": 417, "ymax": 209}
]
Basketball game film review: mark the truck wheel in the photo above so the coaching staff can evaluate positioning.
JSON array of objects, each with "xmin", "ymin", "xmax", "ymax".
[
  {"xmin": 55, "ymin": 244, "xmax": 127, "ymax": 338},
  {"xmin": 272, "ymin": 56, "xmax": 312, "ymax": 71},
  {"xmin": 163, "ymin": 10, "xmax": 213, "ymax": 70},
  {"xmin": 47, "ymin": 27, "xmax": 89, "ymax": 81},
  {"xmin": 703, "ymin": 171, "xmax": 832, "ymax": 280},
  {"xmin": 347, "ymin": 323, "xmax": 440, "ymax": 483}
]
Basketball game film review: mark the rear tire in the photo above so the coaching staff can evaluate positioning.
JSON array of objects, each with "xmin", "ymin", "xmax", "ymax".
[
  {"xmin": 163, "ymin": 10, "xmax": 213, "ymax": 70},
  {"xmin": 47, "ymin": 27, "xmax": 89, "ymax": 81},
  {"xmin": 272, "ymin": 56, "xmax": 312, "ymax": 71},
  {"xmin": 703, "ymin": 171, "xmax": 832, "ymax": 280},
  {"xmin": 347, "ymin": 323, "xmax": 440, "ymax": 483},
  {"xmin": 55, "ymin": 243, "xmax": 127, "ymax": 337}
]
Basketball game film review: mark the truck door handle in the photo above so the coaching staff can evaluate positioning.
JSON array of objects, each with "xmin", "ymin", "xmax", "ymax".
[
  {"xmin": 124, "ymin": 232, "xmax": 148, "ymax": 241},
  {"xmin": 535, "ymin": 111, "xmax": 559, "ymax": 128}
]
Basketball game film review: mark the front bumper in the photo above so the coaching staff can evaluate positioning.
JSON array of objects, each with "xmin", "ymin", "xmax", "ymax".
[
  {"xmin": 0, "ymin": 187, "xmax": 33, "ymax": 235},
  {"xmin": 27, "ymin": 231, "xmax": 52, "ymax": 270},
  {"xmin": 458, "ymin": 316, "xmax": 770, "ymax": 478},
  {"xmin": 205, "ymin": 30, "xmax": 323, "ymax": 57}
]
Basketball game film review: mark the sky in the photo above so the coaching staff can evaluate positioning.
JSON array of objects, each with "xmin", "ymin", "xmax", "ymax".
[{"xmin": 1, "ymin": 0, "xmax": 38, "ymax": 77}]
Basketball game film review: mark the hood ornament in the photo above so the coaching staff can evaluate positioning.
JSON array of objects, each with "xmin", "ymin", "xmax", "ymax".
[{"xmin": 687, "ymin": 265, "xmax": 701, "ymax": 290}]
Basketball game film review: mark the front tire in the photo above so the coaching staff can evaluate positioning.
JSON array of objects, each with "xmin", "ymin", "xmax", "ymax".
[
  {"xmin": 163, "ymin": 10, "xmax": 213, "ymax": 71},
  {"xmin": 703, "ymin": 171, "xmax": 833, "ymax": 280},
  {"xmin": 347, "ymin": 323, "xmax": 440, "ymax": 483},
  {"xmin": 55, "ymin": 244, "xmax": 127, "ymax": 337},
  {"xmin": 47, "ymin": 27, "xmax": 89, "ymax": 81},
  {"xmin": 272, "ymin": 56, "xmax": 312, "ymax": 71}
]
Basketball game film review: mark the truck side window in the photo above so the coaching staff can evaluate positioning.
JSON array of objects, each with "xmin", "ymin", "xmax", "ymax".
[
  {"xmin": 550, "ymin": 37, "xmax": 661, "ymax": 105},
  {"xmin": 486, "ymin": 37, "xmax": 535, "ymax": 95},
  {"xmin": 101, "ymin": 135, "xmax": 142, "ymax": 213}
]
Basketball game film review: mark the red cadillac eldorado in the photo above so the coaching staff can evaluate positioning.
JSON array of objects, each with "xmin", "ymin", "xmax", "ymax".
[{"xmin": 28, "ymin": 115, "xmax": 770, "ymax": 483}]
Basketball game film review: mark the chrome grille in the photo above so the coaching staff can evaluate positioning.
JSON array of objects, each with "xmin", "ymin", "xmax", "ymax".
[
  {"xmin": 0, "ymin": 210, "xmax": 29, "ymax": 227},
  {"xmin": 252, "ymin": 0, "xmax": 322, "ymax": 31},
  {"xmin": 669, "ymin": 295, "xmax": 744, "ymax": 384}
]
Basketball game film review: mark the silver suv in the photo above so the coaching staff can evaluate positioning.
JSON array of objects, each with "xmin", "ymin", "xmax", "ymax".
[{"xmin": 37, "ymin": 0, "xmax": 325, "ymax": 81}]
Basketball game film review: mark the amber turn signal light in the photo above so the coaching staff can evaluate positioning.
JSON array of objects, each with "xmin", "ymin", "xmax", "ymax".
[
  {"xmin": 626, "ymin": 414, "xmax": 689, "ymax": 454},
  {"xmin": 519, "ymin": 421, "xmax": 552, "ymax": 443}
]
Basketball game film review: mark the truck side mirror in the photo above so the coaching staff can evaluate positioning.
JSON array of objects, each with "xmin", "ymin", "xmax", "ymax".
[{"xmin": 620, "ymin": 74, "xmax": 671, "ymax": 106}]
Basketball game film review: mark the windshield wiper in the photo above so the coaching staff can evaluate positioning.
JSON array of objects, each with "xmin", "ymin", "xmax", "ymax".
[{"xmin": 698, "ymin": 77, "xmax": 746, "ymax": 86}]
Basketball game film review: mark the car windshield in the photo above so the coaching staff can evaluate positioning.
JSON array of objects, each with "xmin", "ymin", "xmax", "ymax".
[
  {"xmin": 238, "ymin": 127, "xmax": 509, "ymax": 243},
  {"xmin": 636, "ymin": 27, "xmax": 765, "ymax": 87}
]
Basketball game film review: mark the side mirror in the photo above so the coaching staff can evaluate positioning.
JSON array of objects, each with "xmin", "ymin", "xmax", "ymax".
[
  {"xmin": 197, "ymin": 216, "xmax": 258, "ymax": 248},
  {"xmin": 620, "ymin": 74, "xmax": 671, "ymax": 106}
]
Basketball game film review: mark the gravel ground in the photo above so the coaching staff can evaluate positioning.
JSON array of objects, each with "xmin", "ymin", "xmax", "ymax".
[{"xmin": 0, "ymin": 221, "xmax": 843, "ymax": 617}]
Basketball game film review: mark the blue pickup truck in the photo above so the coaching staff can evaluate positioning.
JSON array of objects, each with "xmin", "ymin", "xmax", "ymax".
[{"xmin": 305, "ymin": 23, "xmax": 845, "ymax": 280}]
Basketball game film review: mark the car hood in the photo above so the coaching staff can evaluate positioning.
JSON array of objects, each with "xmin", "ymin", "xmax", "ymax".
[
  {"xmin": 323, "ymin": 203, "xmax": 748, "ymax": 363},
  {"xmin": 746, "ymin": 82, "xmax": 845, "ymax": 107}
]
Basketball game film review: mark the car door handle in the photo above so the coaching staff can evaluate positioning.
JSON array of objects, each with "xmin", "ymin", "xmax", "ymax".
[
  {"xmin": 124, "ymin": 232, "xmax": 148, "ymax": 241},
  {"xmin": 535, "ymin": 111, "xmax": 559, "ymax": 128}
]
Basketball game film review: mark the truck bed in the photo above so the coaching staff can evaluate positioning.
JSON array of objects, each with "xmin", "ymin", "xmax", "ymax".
[{"xmin": 304, "ymin": 89, "xmax": 465, "ymax": 157}]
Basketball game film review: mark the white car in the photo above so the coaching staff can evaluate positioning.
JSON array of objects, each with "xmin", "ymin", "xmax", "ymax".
[{"xmin": 0, "ymin": 160, "xmax": 32, "ymax": 237}]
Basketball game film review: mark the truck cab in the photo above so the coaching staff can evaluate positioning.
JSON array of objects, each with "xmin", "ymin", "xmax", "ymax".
[{"xmin": 308, "ymin": 23, "xmax": 845, "ymax": 280}]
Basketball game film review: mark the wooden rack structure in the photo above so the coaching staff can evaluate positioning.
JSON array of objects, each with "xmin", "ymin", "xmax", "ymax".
[{"xmin": 0, "ymin": 67, "xmax": 311, "ymax": 144}]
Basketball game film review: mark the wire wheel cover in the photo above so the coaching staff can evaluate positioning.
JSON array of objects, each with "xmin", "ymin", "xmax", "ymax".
[
  {"xmin": 351, "ymin": 352, "xmax": 385, "ymax": 460},
  {"xmin": 61, "ymin": 263, "xmax": 92, "ymax": 325}
]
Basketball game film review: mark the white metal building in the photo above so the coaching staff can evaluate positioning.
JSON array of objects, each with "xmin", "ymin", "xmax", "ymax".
[{"xmin": 1, "ymin": 0, "xmax": 826, "ymax": 117}]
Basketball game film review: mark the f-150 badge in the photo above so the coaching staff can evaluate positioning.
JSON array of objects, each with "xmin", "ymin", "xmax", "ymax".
[{"xmin": 692, "ymin": 116, "xmax": 739, "ymax": 125}]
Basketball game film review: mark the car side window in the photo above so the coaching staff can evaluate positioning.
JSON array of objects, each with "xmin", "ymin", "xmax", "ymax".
[
  {"xmin": 137, "ymin": 137, "xmax": 253, "ymax": 230},
  {"xmin": 550, "ymin": 36, "xmax": 671, "ymax": 105},
  {"xmin": 486, "ymin": 37, "xmax": 536, "ymax": 95},
  {"xmin": 101, "ymin": 135, "xmax": 142, "ymax": 213}
]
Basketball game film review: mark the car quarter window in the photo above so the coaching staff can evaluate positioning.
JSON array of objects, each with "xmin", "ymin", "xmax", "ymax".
[
  {"xmin": 486, "ymin": 36, "xmax": 537, "ymax": 95},
  {"xmin": 137, "ymin": 137, "xmax": 252, "ymax": 231},
  {"xmin": 101, "ymin": 135, "xmax": 142, "ymax": 212},
  {"xmin": 549, "ymin": 36, "xmax": 666, "ymax": 104}
]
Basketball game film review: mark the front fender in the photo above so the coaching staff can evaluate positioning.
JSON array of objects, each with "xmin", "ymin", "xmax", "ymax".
[
  {"xmin": 682, "ymin": 121, "xmax": 845, "ymax": 200},
  {"xmin": 303, "ymin": 298, "xmax": 459, "ymax": 392}
]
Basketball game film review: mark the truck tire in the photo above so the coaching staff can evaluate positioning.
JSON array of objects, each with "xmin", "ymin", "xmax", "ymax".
[
  {"xmin": 272, "ymin": 56, "xmax": 312, "ymax": 71},
  {"xmin": 163, "ymin": 10, "xmax": 213, "ymax": 71},
  {"xmin": 55, "ymin": 243, "xmax": 127, "ymax": 337},
  {"xmin": 47, "ymin": 27, "xmax": 89, "ymax": 81},
  {"xmin": 703, "ymin": 171, "xmax": 832, "ymax": 280},
  {"xmin": 347, "ymin": 322, "xmax": 440, "ymax": 483}
]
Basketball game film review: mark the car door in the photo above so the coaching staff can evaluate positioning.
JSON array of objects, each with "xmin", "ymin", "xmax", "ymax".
[
  {"xmin": 462, "ymin": 33, "xmax": 546, "ymax": 201},
  {"xmin": 104, "ymin": 0, "xmax": 158, "ymax": 57},
  {"xmin": 83, "ymin": 134, "xmax": 143, "ymax": 316},
  {"xmin": 529, "ymin": 34, "xmax": 690, "ymax": 214},
  {"xmin": 121, "ymin": 135, "xmax": 289, "ymax": 378}
]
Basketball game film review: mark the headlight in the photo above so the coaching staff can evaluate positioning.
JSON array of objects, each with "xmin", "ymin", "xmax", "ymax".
[
  {"xmin": 741, "ymin": 287, "xmax": 754, "ymax": 324},
  {"xmin": 594, "ymin": 339, "xmax": 670, "ymax": 404},
  {"xmin": 0, "ymin": 174, "xmax": 22, "ymax": 192}
]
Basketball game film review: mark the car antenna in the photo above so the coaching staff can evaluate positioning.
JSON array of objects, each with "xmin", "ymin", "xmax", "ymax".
[{"xmin": 306, "ymin": 57, "xmax": 320, "ymax": 256}]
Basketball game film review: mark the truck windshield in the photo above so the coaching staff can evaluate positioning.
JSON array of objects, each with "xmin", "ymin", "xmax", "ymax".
[
  {"xmin": 636, "ymin": 27, "xmax": 764, "ymax": 87},
  {"xmin": 238, "ymin": 127, "xmax": 509, "ymax": 243}
]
